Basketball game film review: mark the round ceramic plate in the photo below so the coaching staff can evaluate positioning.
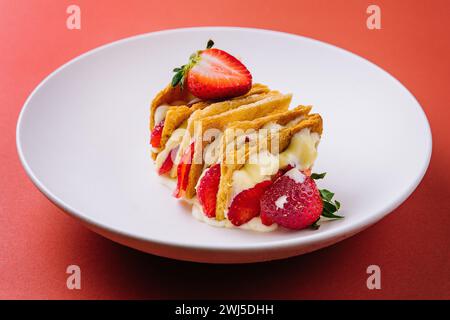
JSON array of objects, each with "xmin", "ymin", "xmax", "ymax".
[{"xmin": 16, "ymin": 27, "xmax": 432, "ymax": 263}]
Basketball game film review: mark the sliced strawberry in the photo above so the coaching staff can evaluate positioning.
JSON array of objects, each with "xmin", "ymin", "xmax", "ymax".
[
  {"xmin": 227, "ymin": 180, "xmax": 273, "ymax": 226},
  {"xmin": 171, "ymin": 40, "xmax": 252, "ymax": 100},
  {"xmin": 260, "ymin": 168, "xmax": 323, "ymax": 230},
  {"xmin": 260, "ymin": 213, "xmax": 274, "ymax": 226},
  {"xmin": 196, "ymin": 164, "xmax": 221, "ymax": 218},
  {"xmin": 187, "ymin": 49, "xmax": 252, "ymax": 100},
  {"xmin": 225, "ymin": 166, "xmax": 291, "ymax": 227},
  {"xmin": 158, "ymin": 146, "xmax": 179, "ymax": 176},
  {"xmin": 151, "ymin": 120, "xmax": 164, "ymax": 148},
  {"xmin": 174, "ymin": 142, "xmax": 195, "ymax": 198}
]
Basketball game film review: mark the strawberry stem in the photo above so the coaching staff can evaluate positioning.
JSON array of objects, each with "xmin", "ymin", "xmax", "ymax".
[{"xmin": 206, "ymin": 39, "xmax": 214, "ymax": 49}]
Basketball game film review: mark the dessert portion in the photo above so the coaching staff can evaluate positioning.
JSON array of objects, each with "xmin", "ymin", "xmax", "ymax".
[
  {"xmin": 149, "ymin": 40, "xmax": 342, "ymax": 231},
  {"xmin": 151, "ymin": 82, "xmax": 271, "ymax": 175},
  {"xmin": 174, "ymin": 91, "xmax": 292, "ymax": 199}
]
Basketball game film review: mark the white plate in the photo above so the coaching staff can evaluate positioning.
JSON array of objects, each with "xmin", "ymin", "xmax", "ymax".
[{"xmin": 16, "ymin": 27, "xmax": 432, "ymax": 263}]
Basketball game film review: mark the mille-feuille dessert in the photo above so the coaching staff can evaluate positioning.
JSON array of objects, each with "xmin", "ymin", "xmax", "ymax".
[{"xmin": 149, "ymin": 40, "xmax": 342, "ymax": 232}]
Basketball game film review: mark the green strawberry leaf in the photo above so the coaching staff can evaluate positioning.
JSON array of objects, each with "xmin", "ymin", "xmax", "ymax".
[
  {"xmin": 323, "ymin": 201, "xmax": 338, "ymax": 213},
  {"xmin": 171, "ymin": 70, "xmax": 184, "ymax": 87},
  {"xmin": 319, "ymin": 189, "xmax": 334, "ymax": 202},
  {"xmin": 321, "ymin": 208, "xmax": 344, "ymax": 219},
  {"xmin": 320, "ymin": 194, "xmax": 344, "ymax": 219},
  {"xmin": 335, "ymin": 200, "xmax": 341, "ymax": 210},
  {"xmin": 311, "ymin": 172, "xmax": 326, "ymax": 180},
  {"xmin": 315, "ymin": 177, "xmax": 343, "ymax": 221}
]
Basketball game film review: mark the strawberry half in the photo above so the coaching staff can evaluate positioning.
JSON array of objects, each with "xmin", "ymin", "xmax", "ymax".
[
  {"xmin": 151, "ymin": 120, "xmax": 164, "ymax": 148},
  {"xmin": 196, "ymin": 164, "xmax": 221, "ymax": 218},
  {"xmin": 158, "ymin": 146, "xmax": 178, "ymax": 176},
  {"xmin": 227, "ymin": 180, "xmax": 273, "ymax": 226},
  {"xmin": 260, "ymin": 168, "xmax": 323, "ymax": 230},
  {"xmin": 171, "ymin": 40, "xmax": 252, "ymax": 100},
  {"xmin": 174, "ymin": 142, "xmax": 195, "ymax": 198}
]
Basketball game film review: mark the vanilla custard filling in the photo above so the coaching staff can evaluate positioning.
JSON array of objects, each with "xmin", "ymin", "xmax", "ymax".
[
  {"xmin": 154, "ymin": 100, "xmax": 189, "ymax": 126},
  {"xmin": 228, "ymin": 128, "xmax": 320, "ymax": 210},
  {"xmin": 279, "ymin": 128, "xmax": 320, "ymax": 169},
  {"xmin": 230, "ymin": 150, "xmax": 280, "ymax": 202}
]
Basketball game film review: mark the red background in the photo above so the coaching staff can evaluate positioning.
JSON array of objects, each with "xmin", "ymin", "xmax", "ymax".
[{"xmin": 0, "ymin": 0, "xmax": 449, "ymax": 299}]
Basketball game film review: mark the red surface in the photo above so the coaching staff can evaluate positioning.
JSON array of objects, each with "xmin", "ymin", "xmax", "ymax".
[{"xmin": 0, "ymin": 0, "xmax": 449, "ymax": 299}]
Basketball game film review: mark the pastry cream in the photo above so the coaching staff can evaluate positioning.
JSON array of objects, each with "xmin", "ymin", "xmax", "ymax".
[
  {"xmin": 229, "ymin": 128, "xmax": 319, "ymax": 206},
  {"xmin": 154, "ymin": 100, "xmax": 188, "ymax": 125},
  {"xmin": 231, "ymin": 150, "xmax": 279, "ymax": 200},
  {"xmin": 279, "ymin": 128, "xmax": 320, "ymax": 170},
  {"xmin": 154, "ymin": 104, "xmax": 169, "ymax": 125}
]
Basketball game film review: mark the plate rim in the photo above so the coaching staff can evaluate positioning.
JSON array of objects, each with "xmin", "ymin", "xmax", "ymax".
[{"xmin": 16, "ymin": 26, "xmax": 433, "ymax": 252}]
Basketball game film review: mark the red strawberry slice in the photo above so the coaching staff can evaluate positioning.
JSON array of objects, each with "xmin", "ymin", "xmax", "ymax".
[
  {"xmin": 225, "ymin": 167, "xmax": 291, "ymax": 227},
  {"xmin": 260, "ymin": 168, "xmax": 323, "ymax": 230},
  {"xmin": 187, "ymin": 49, "xmax": 252, "ymax": 100},
  {"xmin": 260, "ymin": 213, "xmax": 274, "ymax": 226},
  {"xmin": 196, "ymin": 164, "xmax": 221, "ymax": 217},
  {"xmin": 171, "ymin": 40, "xmax": 252, "ymax": 100},
  {"xmin": 151, "ymin": 120, "xmax": 164, "ymax": 148},
  {"xmin": 158, "ymin": 146, "xmax": 179, "ymax": 176},
  {"xmin": 174, "ymin": 142, "xmax": 195, "ymax": 198},
  {"xmin": 227, "ymin": 180, "xmax": 273, "ymax": 226}
]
